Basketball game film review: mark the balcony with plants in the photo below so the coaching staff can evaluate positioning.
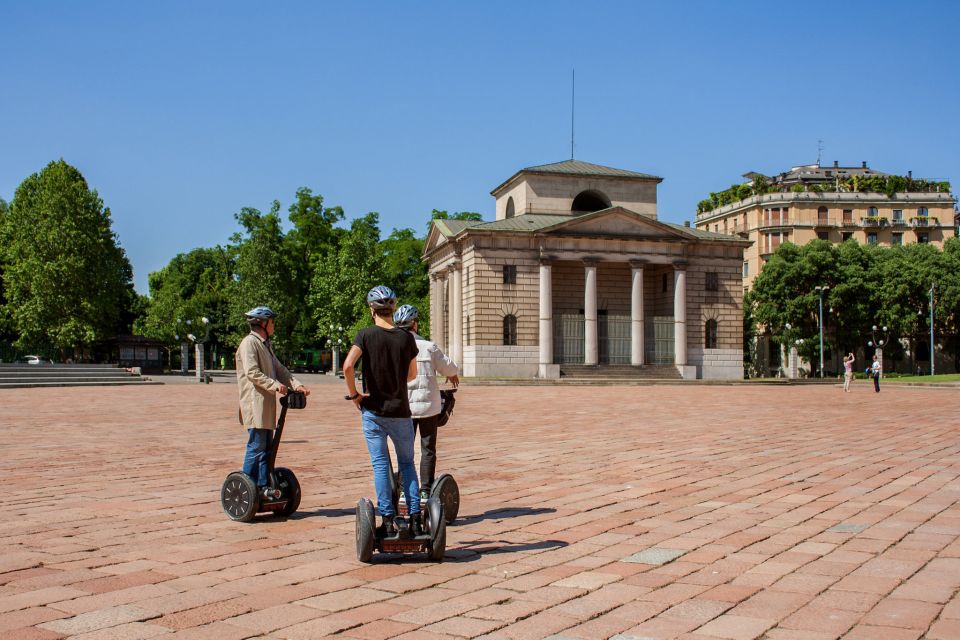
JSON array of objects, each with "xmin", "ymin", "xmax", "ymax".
[{"xmin": 696, "ymin": 174, "xmax": 952, "ymax": 217}]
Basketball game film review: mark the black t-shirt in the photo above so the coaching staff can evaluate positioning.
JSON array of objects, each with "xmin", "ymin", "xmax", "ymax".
[{"xmin": 353, "ymin": 325, "xmax": 419, "ymax": 417}]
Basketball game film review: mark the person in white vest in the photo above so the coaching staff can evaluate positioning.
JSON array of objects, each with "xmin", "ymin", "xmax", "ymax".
[{"xmin": 393, "ymin": 304, "xmax": 459, "ymax": 505}]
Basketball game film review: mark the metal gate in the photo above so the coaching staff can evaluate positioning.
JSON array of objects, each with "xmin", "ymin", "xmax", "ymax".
[
  {"xmin": 553, "ymin": 314, "xmax": 584, "ymax": 364},
  {"xmin": 645, "ymin": 316, "xmax": 674, "ymax": 364},
  {"xmin": 599, "ymin": 315, "xmax": 631, "ymax": 364}
]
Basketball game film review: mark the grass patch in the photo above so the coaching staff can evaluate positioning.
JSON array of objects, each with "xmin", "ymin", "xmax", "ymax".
[{"xmin": 882, "ymin": 373, "xmax": 960, "ymax": 383}]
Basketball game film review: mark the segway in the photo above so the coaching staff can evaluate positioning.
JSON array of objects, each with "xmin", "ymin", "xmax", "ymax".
[
  {"xmin": 355, "ymin": 458, "xmax": 447, "ymax": 563},
  {"xmin": 430, "ymin": 389, "xmax": 460, "ymax": 523},
  {"xmin": 221, "ymin": 390, "xmax": 306, "ymax": 522},
  {"xmin": 391, "ymin": 389, "xmax": 460, "ymax": 524}
]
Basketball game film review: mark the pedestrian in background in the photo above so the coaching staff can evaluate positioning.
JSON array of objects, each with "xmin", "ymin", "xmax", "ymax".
[
  {"xmin": 843, "ymin": 352, "xmax": 855, "ymax": 392},
  {"xmin": 871, "ymin": 355, "xmax": 881, "ymax": 393}
]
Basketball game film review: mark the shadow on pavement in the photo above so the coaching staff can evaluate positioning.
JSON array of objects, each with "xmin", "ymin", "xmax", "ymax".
[
  {"xmin": 454, "ymin": 507, "xmax": 556, "ymax": 526},
  {"xmin": 447, "ymin": 539, "xmax": 568, "ymax": 562},
  {"xmin": 291, "ymin": 508, "xmax": 355, "ymax": 519}
]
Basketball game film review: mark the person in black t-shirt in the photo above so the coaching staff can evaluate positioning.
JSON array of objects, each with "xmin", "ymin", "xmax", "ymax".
[{"xmin": 343, "ymin": 285, "xmax": 422, "ymax": 536}]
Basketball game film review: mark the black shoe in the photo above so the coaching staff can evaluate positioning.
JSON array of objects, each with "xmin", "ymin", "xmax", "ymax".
[
  {"xmin": 411, "ymin": 513, "xmax": 424, "ymax": 537},
  {"xmin": 379, "ymin": 516, "xmax": 398, "ymax": 538}
]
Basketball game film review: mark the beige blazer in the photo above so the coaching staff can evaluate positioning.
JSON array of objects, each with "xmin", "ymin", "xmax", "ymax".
[{"xmin": 235, "ymin": 331, "xmax": 301, "ymax": 430}]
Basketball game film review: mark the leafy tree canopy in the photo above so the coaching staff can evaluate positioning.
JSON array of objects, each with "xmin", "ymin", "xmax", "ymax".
[
  {"xmin": 134, "ymin": 246, "xmax": 235, "ymax": 348},
  {"xmin": 749, "ymin": 238, "xmax": 960, "ymax": 373},
  {"xmin": 3, "ymin": 160, "xmax": 136, "ymax": 353}
]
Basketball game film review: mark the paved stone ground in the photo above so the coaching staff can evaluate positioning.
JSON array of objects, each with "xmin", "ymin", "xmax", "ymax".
[{"xmin": 2, "ymin": 382, "xmax": 959, "ymax": 640}]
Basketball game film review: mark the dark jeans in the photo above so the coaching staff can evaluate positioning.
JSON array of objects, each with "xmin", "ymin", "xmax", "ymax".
[
  {"xmin": 243, "ymin": 428, "xmax": 273, "ymax": 487},
  {"xmin": 414, "ymin": 415, "xmax": 441, "ymax": 492},
  {"xmin": 873, "ymin": 373, "xmax": 880, "ymax": 392}
]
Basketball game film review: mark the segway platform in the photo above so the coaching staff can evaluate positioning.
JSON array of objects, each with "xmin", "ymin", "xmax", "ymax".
[
  {"xmin": 356, "ymin": 460, "xmax": 446, "ymax": 562},
  {"xmin": 221, "ymin": 391, "xmax": 306, "ymax": 522}
]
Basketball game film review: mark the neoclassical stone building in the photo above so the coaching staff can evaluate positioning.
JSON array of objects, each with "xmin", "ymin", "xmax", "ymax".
[{"xmin": 423, "ymin": 160, "xmax": 750, "ymax": 380}]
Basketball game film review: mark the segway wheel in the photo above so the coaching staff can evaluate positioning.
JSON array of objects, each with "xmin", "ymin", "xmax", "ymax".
[
  {"xmin": 356, "ymin": 498, "xmax": 377, "ymax": 563},
  {"xmin": 274, "ymin": 467, "xmax": 301, "ymax": 517},
  {"xmin": 431, "ymin": 474, "xmax": 460, "ymax": 524},
  {"xmin": 425, "ymin": 497, "xmax": 446, "ymax": 562},
  {"xmin": 221, "ymin": 472, "xmax": 259, "ymax": 522}
]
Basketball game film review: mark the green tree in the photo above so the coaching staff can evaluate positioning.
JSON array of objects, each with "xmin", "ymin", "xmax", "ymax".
[
  {"xmin": 309, "ymin": 212, "xmax": 385, "ymax": 346},
  {"xmin": 428, "ymin": 209, "xmax": 482, "ymax": 233},
  {"xmin": 0, "ymin": 197, "xmax": 13, "ymax": 349},
  {"xmin": 283, "ymin": 188, "xmax": 345, "ymax": 352},
  {"xmin": 2, "ymin": 160, "xmax": 136, "ymax": 355},
  {"xmin": 938, "ymin": 238, "xmax": 960, "ymax": 369},
  {"xmin": 135, "ymin": 246, "xmax": 235, "ymax": 362},
  {"xmin": 381, "ymin": 227, "xmax": 429, "ymax": 337},
  {"xmin": 230, "ymin": 201, "xmax": 296, "ymax": 356},
  {"xmin": 750, "ymin": 240, "xmax": 842, "ymax": 375}
]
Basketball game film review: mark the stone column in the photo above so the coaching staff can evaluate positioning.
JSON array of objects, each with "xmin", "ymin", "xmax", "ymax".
[
  {"xmin": 630, "ymin": 260, "xmax": 645, "ymax": 366},
  {"xmin": 539, "ymin": 258, "xmax": 553, "ymax": 369},
  {"xmin": 195, "ymin": 342, "xmax": 205, "ymax": 382},
  {"xmin": 448, "ymin": 262, "xmax": 462, "ymax": 366},
  {"xmin": 433, "ymin": 273, "xmax": 446, "ymax": 352},
  {"xmin": 673, "ymin": 263, "xmax": 687, "ymax": 366},
  {"xmin": 180, "ymin": 342, "xmax": 189, "ymax": 374},
  {"xmin": 429, "ymin": 273, "xmax": 440, "ymax": 349},
  {"xmin": 583, "ymin": 259, "xmax": 598, "ymax": 366}
]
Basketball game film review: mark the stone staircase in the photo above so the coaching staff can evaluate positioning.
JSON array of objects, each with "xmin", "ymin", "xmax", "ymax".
[
  {"xmin": 559, "ymin": 364, "xmax": 683, "ymax": 381},
  {"xmin": 0, "ymin": 364, "xmax": 160, "ymax": 389}
]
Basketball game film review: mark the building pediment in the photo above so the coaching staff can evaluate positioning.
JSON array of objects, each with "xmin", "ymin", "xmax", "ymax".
[{"xmin": 538, "ymin": 207, "xmax": 692, "ymax": 241}]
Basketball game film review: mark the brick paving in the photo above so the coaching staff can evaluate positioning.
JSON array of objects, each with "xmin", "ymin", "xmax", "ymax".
[{"xmin": 2, "ymin": 382, "xmax": 959, "ymax": 639}]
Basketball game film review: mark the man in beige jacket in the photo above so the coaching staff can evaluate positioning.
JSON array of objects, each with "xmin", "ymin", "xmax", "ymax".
[{"xmin": 236, "ymin": 306, "xmax": 309, "ymax": 499}]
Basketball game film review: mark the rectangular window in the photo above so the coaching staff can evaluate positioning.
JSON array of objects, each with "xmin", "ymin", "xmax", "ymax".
[
  {"xmin": 843, "ymin": 209, "xmax": 853, "ymax": 223},
  {"xmin": 868, "ymin": 232, "xmax": 878, "ymax": 245},
  {"xmin": 842, "ymin": 232, "xmax": 853, "ymax": 242},
  {"xmin": 918, "ymin": 232, "xmax": 929, "ymax": 244},
  {"xmin": 503, "ymin": 264, "xmax": 516, "ymax": 285},
  {"xmin": 743, "ymin": 261, "xmax": 749, "ymax": 277},
  {"xmin": 893, "ymin": 209, "xmax": 903, "ymax": 222},
  {"xmin": 817, "ymin": 231, "xmax": 829, "ymax": 240},
  {"xmin": 892, "ymin": 233, "xmax": 903, "ymax": 246},
  {"xmin": 706, "ymin": 272, "xmax": 719, "ymax": 291}
]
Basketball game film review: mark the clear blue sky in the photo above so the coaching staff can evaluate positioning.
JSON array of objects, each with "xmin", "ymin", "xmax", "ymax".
[{"xmin": 3, "ymin": 2, "xmax": 958, "ymax": 294}]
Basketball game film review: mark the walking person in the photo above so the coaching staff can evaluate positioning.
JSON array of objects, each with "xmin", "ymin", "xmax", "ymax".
[
  {"xmin": 392, "ymin": 304, "xmax": 459, "ymax": 505},
  {"xmin": 342, "ymin": 286, "xmax": 422, "ymax": 536},
  {"xmin": 236, "ymin": 306, "xmax": 310, "ymax": 499},
  {"xmin": 871, "ymin": 355, "xmax": 881, "ymax": 393},
  {"xmin": 843, "ymin": 352, "xmax": 855, "ymax": 392}
]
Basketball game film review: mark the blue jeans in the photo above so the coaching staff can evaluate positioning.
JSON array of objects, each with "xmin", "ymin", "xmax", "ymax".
[
  {"xmin": 243, "ymin": 428, "xmax": 272, "ymax": 487},
  {"xmin": 361, "ymin": 410, "xmax": 420, "ymax": 517}
]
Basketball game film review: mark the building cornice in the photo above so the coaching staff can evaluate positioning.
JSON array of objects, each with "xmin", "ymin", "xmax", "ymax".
[{"xmin": 696, "ymin": 191, "xmax": 956, "ymax": 225}]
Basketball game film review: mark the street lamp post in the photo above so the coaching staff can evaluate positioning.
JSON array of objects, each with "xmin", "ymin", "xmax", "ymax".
[
  {"xmin": 175, "ymin": 318, "xmax": 191, "ymax": 375},
  {"xmin": 328, "ymin": 324, "xmax": 346, "ymax": 375},
  {"xmin": 815, "ymin": 285, "xmax": 830, "ymax": 378},
  {"xmin": 930, "ymin": 283, "xmax": 936, "ymax": 376},
  {"xmin": 868, "ymin": 325, "xmax": 889, "ymax": 378}
]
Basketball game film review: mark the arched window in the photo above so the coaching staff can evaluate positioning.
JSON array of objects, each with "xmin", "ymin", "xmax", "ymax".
[
  {"xmin": 503, "ymin": 314, "xmax": 517, "ymax": 346},
  {"xmin": 868, "ymin": 206, "xmax": 879, "ymax": 216},
  {"xmin": 505, "ymin": 197, "xmax": 515, "ymax": 219},
  {"xmin": 571, "ymin": 190, "xmax": 611, "ymax": 213},
  {"xmin": 705, "ymin": 319, "xmax": 718, "ymax": 349},
  {"xmin": 918, "ymin": 207, "xmax": 929, "ymax": 217}
]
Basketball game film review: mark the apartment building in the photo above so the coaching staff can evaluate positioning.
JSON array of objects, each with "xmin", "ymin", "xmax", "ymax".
[{"xmin": 694, "ymin": 161, "xmax": 956, "ymax": 289}]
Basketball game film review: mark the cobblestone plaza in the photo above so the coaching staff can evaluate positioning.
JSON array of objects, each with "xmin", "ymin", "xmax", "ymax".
[{"xmin": 2, "ymin": 382, "xmax": 959, "ymax": 639}]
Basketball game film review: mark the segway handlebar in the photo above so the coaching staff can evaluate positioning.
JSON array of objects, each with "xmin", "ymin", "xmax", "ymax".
[{"xmin": 281, "ymin": 390, "xmax": 307, "ymax": 410}]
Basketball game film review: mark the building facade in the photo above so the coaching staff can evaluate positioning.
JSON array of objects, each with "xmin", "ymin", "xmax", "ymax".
[
  {"xmin": 694, "ymin": 162, "xmax": 956, "ymax": 289},
  {"xmin": 423, "ymin": 160, "xmax": 749, "ymax": 380}
]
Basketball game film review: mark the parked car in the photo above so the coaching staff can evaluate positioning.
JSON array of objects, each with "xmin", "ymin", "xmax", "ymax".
[{"xmin": 22, "ymin": 355, "xmax": 42, "ymax": 365}]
